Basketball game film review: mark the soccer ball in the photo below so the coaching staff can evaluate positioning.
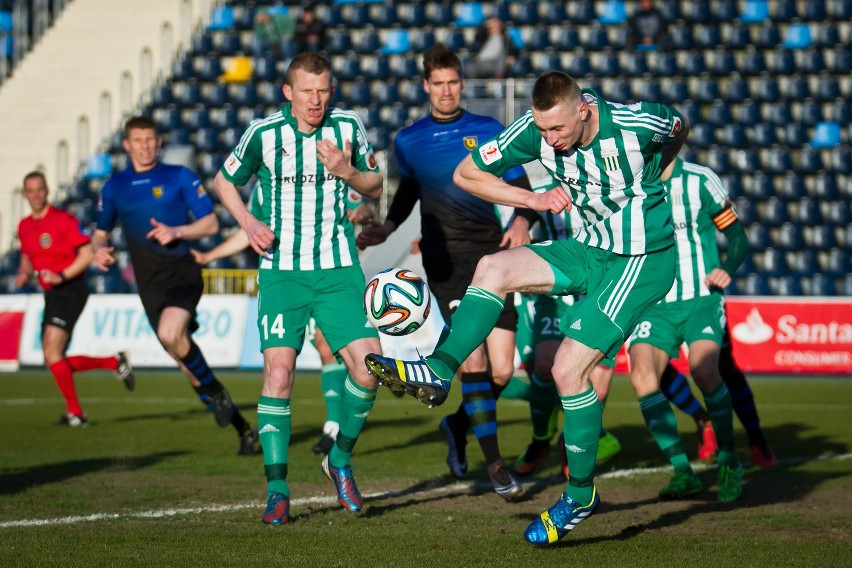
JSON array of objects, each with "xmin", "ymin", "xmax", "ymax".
[{"xmin": 364, "ymin": 268, "xmax": 431, "ymax": 336}]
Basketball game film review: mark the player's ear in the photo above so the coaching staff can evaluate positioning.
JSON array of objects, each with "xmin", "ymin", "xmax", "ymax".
[
  {"xmin": 282, "ymin": 83, "xmax": 292, "ymax": 101},
  {"xmin": 122, "ymin": 138, "xmax": 131, "ymax": 154}
]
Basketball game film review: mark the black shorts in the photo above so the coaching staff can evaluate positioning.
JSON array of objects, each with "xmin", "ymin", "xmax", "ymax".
[
  {"xmin": 42, "ymin": 277, "xmax": 88, "ymax": 336},
  {"xmin": 134, "ymin": 252, "xmax": 203, "ymax": 334},
  {"xmin": 421, "ymin": 246, "xmax": 517, "ymax": 332}
]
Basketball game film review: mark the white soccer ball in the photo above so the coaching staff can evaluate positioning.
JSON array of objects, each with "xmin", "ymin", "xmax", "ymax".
[{"xmin": 364, "ymin": 268, "xmax": 432, "ymax": 336}]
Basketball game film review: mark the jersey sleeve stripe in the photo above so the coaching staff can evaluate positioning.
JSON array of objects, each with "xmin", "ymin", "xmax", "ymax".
[
  {"xmin": 497, "ymin": 112, "xmax": 534, "ymax": 147},
  {"xmin": 612, "ymin": 117, "xmax": 670, "ymax": 134},
  {"xmin": 235, "ymin": 113, "xmax": 284, "ymax": 158},
  {"xmin": 683, "ymin": 163, "xmax": 729, "ymax": 202},
  {"xmin": 611, "ymin": 110, "xmax": 669, "ymax": 128}
]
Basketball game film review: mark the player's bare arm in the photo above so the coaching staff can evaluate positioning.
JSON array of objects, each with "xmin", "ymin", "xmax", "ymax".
[
  {"xmin": 317, "ymin": 139, "xmax": 383, "ymax": 199},
  {"xmin": 146, "ymin": 213, "xmax": 218, "ymax": 246},
  {"xmin": 454, "ymin": 155, "xmax": 571, "ymax": 214},
  {"xmin": 500, "ymin": 215, "xmax": 531, "ymax": 248},
  {"xmin": 213, "ymin": 171, "xmax": 275, "ymax": 257},
  {"xmin": 41, "ymin": 243, "xmax": 95, "ymax": 284},
  {"xmin": 91, "ymin": 230, "xmax": 116, "ymax": 271},
  {"xmin": 659, "ymin": 119, "xmax": 691, "ymax": 174}
]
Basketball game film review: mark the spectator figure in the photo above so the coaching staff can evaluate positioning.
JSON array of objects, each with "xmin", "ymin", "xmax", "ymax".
[
  {"xmin": 628, "ymin": 0, "xmax": 670, "ymax": 51},
  {"xmin": 468, "ymin": 16, "xmax": 518, "ymax": 79},
  {"xmin": 293, "ymin": 4, "xmax": 326, "ymax": 53},
  {"xmin": 252, "ymin": 4, "xmax": 295, "ymax": 59}
]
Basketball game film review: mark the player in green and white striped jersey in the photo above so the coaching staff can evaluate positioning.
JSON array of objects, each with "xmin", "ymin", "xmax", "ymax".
[
  {"xmin": 365, "ymin": 72, "xmax": 689, "ymax": 545},
  {"xmin": 628, "ymin": 157, "xmax": 748, "ymax": 503},
  {"xmin": 213, "ymin": 52, "xmax": 384, "ymax": 524}
]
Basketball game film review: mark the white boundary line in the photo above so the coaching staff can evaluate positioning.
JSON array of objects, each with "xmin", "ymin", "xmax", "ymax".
[{"xmin": 2, "ymin": 452, "xmax": 850, "ymax": 529}]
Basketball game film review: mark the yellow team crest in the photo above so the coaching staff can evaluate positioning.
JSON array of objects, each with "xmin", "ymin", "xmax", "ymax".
[
  {"xmin": 152, "ymin": 186, "xmax": 164, "ymax": 199},
  {"xmin": 463, "ymin": 136, "xmax": 478, "ymax": 150}
]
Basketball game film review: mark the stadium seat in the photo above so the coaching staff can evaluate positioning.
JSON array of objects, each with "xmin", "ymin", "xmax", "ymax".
[
  {"xmin": 754, "ymin": 24, "xmax": 781, "ymax": 49},
  {"xmin": 684, "ymin": 2, "xmax": 712, "ymax": 23},
  {"xmin": 534, "ymin": 52, "xmax": 562, "ymax": 74},
  {"xmin": 208, "ymin": 6, "xmax": 235, "ymax": 30},
  {"xmin": 327, "ymin": 29, "xmax": 352, "ymax": 54},
  {"xmin": 336, "ymin": 56, "xmax": 362, "ymax": 80},
  {"xmin": 823, "ymin": 248, "xmax": 852, "ymax": 277},
  {"xmin": 455, "ymin": 2, "xmax": 485, "ymax": 27},
  {"xmin": 726, "ymin": 24, "xmax": 752, "ymax": 49},
  {"xmin": 815, "ymin": 74, "xmax": 841, "ymax": 101},
  {"xmin": 205, "ymin": 82, "xmax": 229, "ymax": 107},
  {"xmin": 778, "ymin": 174, "xmax": 806, "ymax": 201},
  {"xmin": 89, "ymin": 273, "xmax": 125, "ymax": 294},
  {"xmin": 766, "ymin": 98, "xmax": 792, "ymax": 122},
  {"xmin": 374, "ymin": 81, "xmax": 400, "ymax": 105},
  {"xmin": 781, "ymin": 122, "xmax": 808, "ymax": 146},
  {"xmin": 827, "ymin": 99, "xmax": 850, "ymax": 124},
  {"xmin": 510, "ymin": 2, "xmax": 539, "ymax": 25},
  {"xmin": 783, "ymin": 23, "xmax": 813, "ymax": 49},
  {"xmin": 194, "ymin": 56, "xmax": 223, "ymax": 81},
  {"xmin": 621, "ymin": 52, "xmax": 648, "ymax": 76},
  {"xmin": 694, "ymin": 25, "xmax": 721, "ymax": 48},
  {"xmin": 382, "ymin": 28, "xmax": 411, "ymax": 55},
  {"xmin": 844, "ymin": 275, "xmax": 852, "ymax": 296},
  {"xmin": 773, "ymin": 0, "xmax": 799, "ymax": 21},
  {"xmin": 428, "ymin": 3, "xmax": 454, "ymax": 26},
  {"xmin": 662, "ymin": 79, "xmax": 688, "ymax": 104},
  {"xmin": 810, "ymin": 121, "xmax": 842, "ymax": 148},
  {"xmin": 598, "ymin": 1, "xmax": 627, "ymax": 25},
  {"xmin": 190, "ymin": 33, "xmax": 214, "ymax": 56},
  {"xmin": 807, "ymin": 274, "xmax": 837, "ymax": 296},
  {"xmin": 555, "ymin": 28, "xmax": 580, "ymax": 50},
  {"xmin": 741, "ymin": 273, "xmax": 771, "ymax": 296},
  {"xmin": 797, "ymin": 146, "xmax": 824, "ymax": 174},
  {"xmin": 761, "ymin": 197, "xmax": 790, "ymax": 227},
  {"xmin": 358, "ymin": 28, "xmax": 381, "ymax": 53},
  {"xmin": 776, "ymin": 223, "xmax": 805, "ymax": 250},
  {"xmin": 84, "ymin": 153, "xmax": 112, "ymax": 180},
  {"xmin": 402, "ymin": 81, "xmax": 427, "ymax": 106},
  {"xmin": 585, "ymin": 26, "xmax": 609, "ymax": 51},
  {"xmin": 507, "ymin": 27, "xmax": 524, "ymax": 49},
  {"xmin": 740, "ymin": 0, "xmax": 770, "ymax": 23},
  {"xmin": 399, "ymin": 3, "xmax": 426, "ymax": 27},
  {"xmin": 815, "ymin": 23, "xmax": 841, "ymax": 47},
  {"xmin": 211, "ymin": 105, "xmax": 238, "ymax": 129},
  {"xmin": 367, "ymin": 126, "xmax": 391, "ymax": 151},
  {"xmin": 652, "ymin": 52, "xmax": 678, "ymax": 76},
  {"xmin": 741, "ymin": 49, "xmax": 767, "ymax": 75},
  {"xmin": 342, "ymin": 3, "xmax": 369, "ymax": 27},
  {"xmin": 709, "ymin": 51, "xmax": 736, "ymax": 76},
  {"xmin": 669, "ymin": 23, "xmax": 693, "ymax": 50},
  {"xmin": 771, "ymin": 50, "xmax": 797, "ymax": 75},
  {"xmin": 792, "ymin": 197, "xmax": 823, "ymax": 225},
  {"xmin": 526, "ymin": 27, "xmax": 550, "ymax": 51},
  {"xmin": 735, "ymin": 199, "xmax": 757, "ymax": 226},
  {"xmin": 509, "ymin": 54, "xmax": 534, "ymax": 78},
  {"xmin": 712, "ymin": 0, "xmax": 739, "ymax": 22},
  {"xmin": 824, "ymin": 198, "xmax": 850, "ymax": 224},
  {"xmin": 693, "ymin": 76, "xmax": 721, "ymax": 103},
  {"xmin": 680, "ymin": 51, "xmax": 706, "ymax": 75},
  {"xmin": 184, "ymin": 105, "xmax": 210, "ymax": 129},
  {"xmin": 543, "ymin": 3, "xmax": 568, "ymax": 23},
  {"xmin": 607, "ymin": 81, "xmax": 632, "ymax": 103},
  {"xmin": 443, "ymin": 29, "xmax": 466, "ymax": 51},
  {"xmin": 719, "ymin": 123, "xmax": 747, "ymax": 148},
  {"xmin": 154, "ymin": 106, "xmax": 181, "ymax": 132},
  {"xmin": 220, "ymin": 128, "xmax": 241, "ymax": 152},
  {"xmin": 570, "ymin": 53, "xmax": 592, "ymax": 76},
  {"xmin": 215, "ymin": 32, "xmax": 243, "ymax": 56},
  {"xmin": 372, "ymin": 4, "xmax": 399, "ymax": 28},
  {"xmin": 230, "ymin": 82, "xmax": 258, "ymax": 107},
  {"xmin": 812, "ymin": 171, "xmax": 839, "ymax": 199},
  {"xmin": 831, "ymin": 49, "xmax": 851, "ymax": 74},
  {"xmin": 789, "ymin": 248, "xmax": 820, "ymax": 275},
  {"xmin": 762, "ymin": 146, "xmax": 793, "ymax": 174},
  {"xmin": 760, "ymin": 248, "xmax": 789, "ymax": 276},
  {"xmin": 391, "ymin": 55, "xmax": 419, "ymax": 79},
  {"xmin": 634, "ymin": 80, "xmax": 662, "ymax": 102},
  {"xmin": 773, "ymin": 275, "xmax": 803, "ymax": 296},
  {"xmin": 799, "ymin": 98, "xmax": 823, "ymax": 125},
  {"xmin": 343, "ymin": 82, "xmax": 370, "ymax": 106},
  {"xmin": 689, "ymin": 124, "xmax": 715, "ymax": 148},
  {"xmin": 381, "ymin": 104, "xmax": 409, "ymax": 131},
  {"xmin": 747, "ymin": 172, "xmax": 775, "ymax": 200},
  {"xmin": 253, "ymin": 57, "xmax": 278, "ymax": 82},
  {"xmin": 363, "ymin": 56, "xmax": 390, "ymax": 80},
  {"xmin": 784, "ymin": 75, "xmax": 811, "ymax": 99},
  {"xmin": 725, "ymin": 76, "xmax": 750, "ymax": 102},
  {"xmin": 194, "ymin": 128, "xmax": 219, "ymax": 152},
  {"xmin": 594, "ymin": 52, "xmax": 620, "ymax": 76},
  {"xmin": 705, "ymin": 146, "xmax": 732, "ymax": 175},
  {"xmin": 800, "ymin": 49, "xmax": 827, "ymax": 74}
]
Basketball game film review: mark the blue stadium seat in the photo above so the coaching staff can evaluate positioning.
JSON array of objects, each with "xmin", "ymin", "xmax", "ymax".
[
  {"xmin": 526, "ymin": 27, "xmax": 550, "ymax": 51},
  {"xmin": 789, "ymin": 249, "xmax": 820, "ymax": 275},
  {"xmin": 831, "ymin": 49, "xmax": 851, "ymax": 74},
  {"xmin": 166, "ymin": 128, "xmax": 190, "ymax": 146},
  {"xmin": 510, "ymin": 2, "xmax": 539, "ymax": 25},
  {"xmin": 754, "ymin": 76, "xmax": 781, "ymax": 102},
  {"xmin": 748, "ymin": 172, "xmax": 776, "ymax": 200},
  {"xmin": 657, "ymin": 0, "xmax": 682, "ymax": 21},
  {"xmin": 754, "ymin": 25, "xmax": 781, "ymax": 49},
  {"xmin": 709, "ymin": 51, "xmax": 736, "ymax": 76},
  {"xmin": 773, "ymin": 0, "xmax": 799, "ymax": 21},
  {"xmin": 785, "ymin": 75, "xmax": 811, "ymax": 99},
  {"xmin": 570, "ymin": 53, "xmax": 592, "ymax": 76},
  {"xmin": 689, "ymin": 124, "xmax": 715, "ymax": 148},
  {"xmin": 705, "ymin": 146, "xmax": 732, "ymax": 175},
  {"xmin": 742, "ymin": 273, "xmax": 771, "ymax": 296},
  {"xmin": 570, "ymin": 0, "xmax": 596, "ymax": 23},
  {"xmin": 680, "ymin": 52, "xmax": 706, "ymax": 75},
  {"xmin": 343, "ymin": 82, "xmax": 371, "ymax": 106},
  {"xmin": 800, "ymin": 49, "xmax": 827, "ymax": 74},
  {"xmin": 778, "ymin": 174, "xmax": 806, "ymax": 201},
  {"xmin": 844, "ymin": 275, "xmax": 852, "ymax": 296},
  {"xmin": 727, "ymin": 24, "xmax": 752, "ymax": 49},
  {"xmin": 621, "ymin": 52, "xmax": 648, "ymax": 76},
  {"xmin": 585, "ymin": 27, "xmax": 609, "ymax": 51},
  {"xmin": 634, "ymin": 80, "xmax": 662, "ymax": 102},
  {"xmin": 208, "ymin": 6, "xmax": 235, "ymax": 30},
  {"xmin": 215, "ymin": 32, "xmax": 242, "ymax": 56},
  {"xmin": 230, "ymin": 82, "xmax": 258, "ymax": 106},
  {"xmin": 443, "ymin": 29, "xmax": 466, "ymax": 51},
  {"xmin": 190, "ymin": 33, "xmax": 214, "ymax": 56},
  {"xmin": 89, "ymin": 273, "xmax": 126, "ymax": 294},
  {"xmin": 607, "ymin": 81, "xmax": 632, "ymax": 103},
  {"xmin": 597, "ymin": 0, "xmax": 627, "ymax": 25},
  {"xmin": 776, "ymin": 223, "xmax": 805, "ymax": 250},
  {"xmin": 751, "ymin": 122, "xmax": 778, "ymax": 146},
  {"xmin": 363, "ymin": 57, "xmax": 390, "ymax": 80},
  {"xmin": 594, "ymin": 52, "xmax": 620, "ymax": 76},
  {"xmin": 381, "ymin": 104, "xmax": 408, "ymax": 131},
  {"xmin": 367, "ymin": 126, "xmax": 391, "ymax": 151},
  {"xmin": 253, "ymin": 57, "xmax": 278, "ymax": 81},
  {"xmin": 773, "ymin": 275, "xmax": 803, "ymax": 296},
  {"xmin": 177, "ymin": 81, "xmax": 202, "ymax": 108},
  {"xmin": 815, "ymin": 23, "xmax": 841, "ymax": 47},
  {"xmin": 372, "ymin": 4, "xmax": 399, "ymax": 27},
  {"xmin": 828, "ymin": 0, "xmax": 852, "ymax": 18},
  {"xmin": 740, "ymin": 0, "xmax": 770, "ymax": 23},
  {"xmin": 358, "ymin": 28, "xmax": 381, "ymax": 53},
  {"xmin": 257, "ymin": 81, "xmax": 284, "ymax": 105},
  {"xmin": 669, "ymin": 22, "xmax": 693, "ymax": 50},
  {"xmin": 827, "ymin": 99, "xmax": 850, "ymax": 124},
  {"xmin": 694, "ymin": 25, "xmax": 721, "ymax": 48},
  {"xmin": 73, "ymin": 199, "xmax": 98, "ymax": 225},
  {"xmin": 799, "ymin": 98, "xmax": 823, "ymax": 125},
  {"xmin": 220, "ymin": 128, "xmax": 241, "ymax": 151},
  {"xmin": 342, "ymin": 3, "xmax": 369, "ymax": 27},
  {"xmin": 322, "ymin": 5, "xmax": 343, "ymax": 26},
  {"xmin": 810, "ymin": 225, "xmax": 836, "ymax": 250},
  {"xmin": 824, "ymin": 197, "xmax": 850, "ymax": 224},
  {"xmin": 712, "ymin": 0, "xmax": 739, "ymax": 21},
  {"xmin": 428, "ymin": 3, "xmax": 454, "ymax": 26},
  {"xmin": 336, "ymin": 56, "xmax": 362, "ymax": 80},
  {"xmin": 402, "ymin": 81, "xmax": 427, "ymax": 106},
  {"xmin": 382, "ymin": 28, "xmax": 411, "ymax": 55},
  {"xmin": 684, "ymin": 2, "xmax": 712, "ymax": 23},
  {"xmin": 766, "ymin": 98, "xmax": 792, "ymax": 122},
  {"xmin": 507, "ymin": 27, "xmax": 524, "ymax": 49},
  {"xmin": 327, "ymin": 29, "xmax": 353, "ymax": 54},
  {"xmin": 803, "ymin": 1, "xmax": 828, "ymax": 20},
  {"xmin": 792, "ymin": 197, "xmax": 824, "ymax": 225},
  {"xmin": 534, "ymin": 52, "xmax": 562, "ymax": 74},
  {"xmin": 662, "ymin": 79, "xmax": 689, "ymax": 105},
  {"xmin": 751, "ymin": 176, "xmax": 777, "ymax": 207},
  {"xmin": 391, "ymin": 55, "xmax": 419, "ymax": 79},
  {"xmin": 797, "ymin": 146, "xmax": 824, "ymax": 174},
  {"xmin": 807, "ymin": 274, "xmax": 837, "ymax": 296},
  {"xmin": 771, "ymin": 50, "xmax": 797, "ymax": 75},
  {"xmin": 810, "ymin": 121, "xmax": 841, "ymax": 148},
  {"xmin": 823, "ymin": 248, "xmax": 852, "ymax": 277},
  {"xmin": 693, "ymin": 76, "xmax": 721, "ymax": 103},
  {"xmin": 815, "ymin": 74, "xmax": 841, "ymax": 100},
  {"xmin": 741, "ymin": 49, "xmax": 767, "ymax": 75},
  {"xmin": 194, "ymin": 128, "xmax": 219, "ymax": 152},
  {"xmin": 763, "ymin": 146, "xmax": 793, "ymax": 174},
  {"xmin": 400, "ymin": 3, "xmax": 426, "ymax": 27},
  {"xmin": 555, "ymin": 28, "xmax": 580, "ymax": 50},
  {"xmin": 205, "ymin": 82, "xmax": 228, "ymax": 107},
  {"xmin": 781, "ymin": 122, "xmax": 808, "ymax": 146},
  {"xmin": 723, "ymin": 174, "xmax": 743, "ymax": 199},
  {"xmin": 411, "ymin": 28, "xmax": 435, "ymax": 52},
  {"xmin": 812, "ymin": 171, "xmax": 838, "ymax": 199},
  {"xmin": 726, "ymin": 76, "xmax": 751, "ymax": 102},
  {"xmin": 759, "ymin": 248, "xmax": 788, "ymax": 276},
  {"xmin": 154, "ymin": 106, "xmax": 181, "ymax": 132},
  {"xmin": 720, "ymin": 123, "xmax": 748, "ymax": 147},
  {"xmin": 212, "ymin": 105, "xmax": 238, "ymax": 129},
  {"xmin": 194, "ymin": 56, "xmax": 223, "ymax": 81},
  {"xmin": 733, "ymin": 148, "xmax": 760, "ymax": 174},
  {"xmin": 197, "ymin": 152, "xmax": 224, "ymax": 179},
  {"xmin": 455, "ymin": 2, "xmax": 485, "ymax": 27},
  {"xmin": 783, "ymin": 23, "xmax": 813, "ymax": 49},
  {"xmin": 509, "ymin": 54, "xmax": 534, "ymax": 77},
  {"xmin": 652, "ymin": 52, "xmax": 678, "ymax": 76},
  {"xmin": 543, "ymin": 3, "xmax": 567, "ymax": 23},
  {"xmin": 735, "ymin": 199, "xmax": 757, "ymax": 226},
  {"xmin": 374, "ymin": 81, "xmax": 400, "ymax": 105}
]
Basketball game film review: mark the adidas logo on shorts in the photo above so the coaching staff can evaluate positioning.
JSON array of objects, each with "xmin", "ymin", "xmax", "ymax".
[{"xmin": 570, "ymin": 319, "xmax": 582, "ymax": 330}]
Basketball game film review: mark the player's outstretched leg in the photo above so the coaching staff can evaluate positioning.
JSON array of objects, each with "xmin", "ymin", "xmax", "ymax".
[{"xmin": 364, "ymin": 353, "xmax": 450, "ymax": 407}]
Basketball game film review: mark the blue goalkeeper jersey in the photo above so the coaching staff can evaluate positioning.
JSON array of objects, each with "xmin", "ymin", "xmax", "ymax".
[
  {"xmin": 393, "ymin": 110, "xmax": 526, "ymax": 248},
  {"xmin": 97, "ymin": 162, "xmax": 214, "ymax": 258}
]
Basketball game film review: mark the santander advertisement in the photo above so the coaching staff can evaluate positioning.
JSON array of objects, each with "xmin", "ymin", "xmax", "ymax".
[{"xmin": 725, "ymin": 297, "xmax": 851, "ymax": 374}]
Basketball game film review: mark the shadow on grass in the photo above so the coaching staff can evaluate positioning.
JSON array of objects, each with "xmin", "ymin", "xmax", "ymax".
[{"xmin": 0, "ymin": 451, "xmax": 188, "ymax": 495}]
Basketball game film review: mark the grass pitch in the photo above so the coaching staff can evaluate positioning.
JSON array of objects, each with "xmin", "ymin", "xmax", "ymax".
[{"xmin": 1, "ymin": 369, "xmax": 850, "ymax": 567}]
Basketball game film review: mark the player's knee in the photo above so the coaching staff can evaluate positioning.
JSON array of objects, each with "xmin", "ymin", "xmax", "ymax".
[
  {"xmin": 42, "ymin": 350, "xmax": 62, "ymax": 367},
  {"xmin": 472, "ymin": 253, "xmax": 508, "ymax": 291},
  {"xmin": 490, "ymin": 362, "xmax": 514, "ymax": 385},
  {"xmin": 156, "ymin": 328, "xmax": 184, "ymax": 354}
]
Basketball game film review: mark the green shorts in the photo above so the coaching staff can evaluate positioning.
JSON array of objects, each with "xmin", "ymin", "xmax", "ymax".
[
  {"xmin": 629, "ymin": 293, "xmax": 726, "ymax": 358},
  {"xmin": 526, "ymin": 239, "xmax": 676, "ymax": 359},
  {"xmin": 257, "ymin": 265, "xmax": 378, "ymax": 353}
]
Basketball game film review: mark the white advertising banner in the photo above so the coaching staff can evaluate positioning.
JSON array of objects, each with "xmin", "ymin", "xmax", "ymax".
[{"xmin": 19, "ymin": 294, "xmax": 249, "ymax": 367}]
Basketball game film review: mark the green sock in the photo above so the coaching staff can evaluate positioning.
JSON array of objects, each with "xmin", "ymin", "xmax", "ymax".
[
  {"xmin": 258, "ymin": 396, "xmax": 291, "ymax": 497},
  {"xmin": 329, "ymin": 377, "xmax": 377, "ymax": 468},
  {"xmin": 499, "ymin": 376, "xmax": 531, "ymax": 401},
  {"xmin": 703, "ymin": 383, "xmax": 740, "ymax": 469},
  {"xmin": 638, "ymin": 391, "xmax": 692, "ymax": 474},
  {"xmin": 599, "ymin": 400, "xmax": 608, "ymax": 437},
  {"xmin": 426, "ymin": 287, "xmax": 505, "ymax": 380},
  {"xmin": 321, "ymin": 361, "xmax": 347, "ymax": 433},
  {"xmin": 562, "ymin": 385, "xmax": 602, "ymax": 506},
  {"xmin": 529, "ymin": 373, "xmax": 559, "ymax": 439}
]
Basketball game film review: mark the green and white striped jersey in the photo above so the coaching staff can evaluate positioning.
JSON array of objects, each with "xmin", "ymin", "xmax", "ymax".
[
  {"xmin": 530, "ymin": 176, "xmax": 583, "ymax": 242},
  {"xmin": 471, "ymin": 89, "xmax": 684, "ymax": 255},
  {"xmin": 663, "ymin": 159, "xmax": 732, "ymax": 302},
  {"xmin": 221, "ymin": 103, "xmax": 380, "ymax": 271}
]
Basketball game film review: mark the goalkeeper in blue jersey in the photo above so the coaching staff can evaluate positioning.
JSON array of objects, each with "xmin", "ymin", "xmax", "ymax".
[{"xmin": 357, "ymin": 44, "xmax": 536, "ymax": 501}]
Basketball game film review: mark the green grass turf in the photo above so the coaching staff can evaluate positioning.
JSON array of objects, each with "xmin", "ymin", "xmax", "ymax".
[{"xmin": 1, "ymin": 369, "xmax": 850, "ymax": 567}]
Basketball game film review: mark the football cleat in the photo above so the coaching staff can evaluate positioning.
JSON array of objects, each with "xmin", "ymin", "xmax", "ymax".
[
  {"xmin": 238, "ymin": 427, "xmax": 260, "ymax": 456},
  {"xmin": 115, "ymin": 351, "xmax": 135, "ymax": 391},
  {"xmin": 697, "ymin": 420, "xmax": 719, "ymax": 462},
  {"xmin": 208, "ymin": 389, "xmax": 234, "ymax": 427},
  {"xmin": 596, "ymin": 431, "xmax": 621, "ymax": 464},
  {"xmin": 659, "ymin": 470, "xmax": 702, "ymax": 500},
  {"xmin": 311, "ymin": 433, "xmax": 336, "ymax": 456},
  {"xmin": 750, "ymin": 444, "xmax": 778, "ymax": 468},
  {"xmin": 261, "ymin": 492, "xmax": 289, "ymax": 524},
  {"xmin": 322, "ymin": 455, "xmax": 364, "ymax": 512},
  {"xmin": 439, "ymin": 415, "xmax": 468, "ymax": 479},
  {"xmin": 515, "ymin": 439, "xmax": 551, "ymax": 477},
  {"xmin": 364, "ymin": 353, "xmax": 450, "ymax": 408},
  {"xmin": 717, "ymin": 464, "xmax": 743, "ymax": 502},
  {"xmin": 524, "ymin": 487, "xmax": 600, "ymax": 545},
  {"xmin": 488, "ymin": 461, "xmax": 524, "ymax": 501},
  {"xmin": 59, "ymin": 412, "xmax": 88, "ymax": 427}
]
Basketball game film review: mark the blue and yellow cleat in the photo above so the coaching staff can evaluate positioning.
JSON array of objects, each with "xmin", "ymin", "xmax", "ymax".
[
  {"xmin": 261, "ymin": 491, "xmax": 289, "ymax": 524},
  {"xmin": 322, "ymin": 455, "xmax": 364, "ymax": 512},
  {"xmin": 364, "ymin": 353, "xmax": 450, "ymax": 408},
  {"xmin": 524, "ymin": 487, "xmax": 600, "ymax": 545}
]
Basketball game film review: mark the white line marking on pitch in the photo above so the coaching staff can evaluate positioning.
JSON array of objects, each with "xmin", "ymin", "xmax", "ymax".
[{"xmin": 2, "ymin": 453, "xmax": 850, "ymax": 529}]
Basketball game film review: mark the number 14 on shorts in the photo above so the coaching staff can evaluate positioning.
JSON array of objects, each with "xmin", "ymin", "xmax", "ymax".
[{"xmin": 261, "ymin": 314, "xmax": 286, "ymax": 339}]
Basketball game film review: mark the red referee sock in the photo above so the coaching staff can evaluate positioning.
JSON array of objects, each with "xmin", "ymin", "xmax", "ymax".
[
  {"xmin": 66, "ymin": 355, "xmax": 119, "ymax": 372},
  {"xmin": 49, "ymin": 359, "xmax": 83, "ymax": 416}
]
